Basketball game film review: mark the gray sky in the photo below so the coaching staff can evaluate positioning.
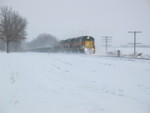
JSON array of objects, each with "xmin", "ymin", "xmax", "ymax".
[{"xmin": 1, "ymin": 0, "xmax": 150, "ymax": 46}]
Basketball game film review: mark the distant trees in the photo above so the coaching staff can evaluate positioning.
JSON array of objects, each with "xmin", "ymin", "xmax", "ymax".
[
  {"xmin": 0, "ymin": 6, "xmax": 27, "ymax": 53},
  {"xmin": 26, "ymin": 33, "xmax": 58, "ymax": 50}
]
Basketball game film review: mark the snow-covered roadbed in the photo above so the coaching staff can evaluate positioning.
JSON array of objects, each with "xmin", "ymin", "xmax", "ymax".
[{"xmin": 0, "ymin": 53, "xmax": 150, "ymax": 113}]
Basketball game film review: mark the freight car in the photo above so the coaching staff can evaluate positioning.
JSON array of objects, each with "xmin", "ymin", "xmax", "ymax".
[{"xmin": 59, "ymin": 36, "xmax": 95, "ymax": 54}]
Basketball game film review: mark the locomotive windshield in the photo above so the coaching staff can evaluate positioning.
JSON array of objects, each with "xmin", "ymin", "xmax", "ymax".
[{"xmin": 82, "ymin": 36, "xmax": 94, "ymax": 41}]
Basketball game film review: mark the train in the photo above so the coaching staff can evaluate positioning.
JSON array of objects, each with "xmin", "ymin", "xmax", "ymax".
[
  {"xmin": 58, "ymin": 36, "xmax": 95, "ymax": 54},
  {"xmin": 26, "ymin": 36, "xmax": 95, "ymax": 54}
]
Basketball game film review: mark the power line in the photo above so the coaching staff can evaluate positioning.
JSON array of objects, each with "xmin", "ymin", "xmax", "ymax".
[
  {"xmin": 101, "ymin": 36, "xmax": 112, "ymax": 54},
  {"xmin": 128, "ymin": 31, "xmax": 142, "ymax": 56}
]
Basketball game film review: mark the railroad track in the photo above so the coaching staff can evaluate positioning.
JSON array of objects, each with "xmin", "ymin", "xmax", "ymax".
[{"xmin": 95, "ymin": 54, "xmax": 150, "ymax": 61}]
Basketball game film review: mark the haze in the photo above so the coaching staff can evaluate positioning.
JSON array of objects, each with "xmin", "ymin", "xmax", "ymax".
[{"xmin": 1, "ymin": 0, "xmax": 150, "ymax": 46}]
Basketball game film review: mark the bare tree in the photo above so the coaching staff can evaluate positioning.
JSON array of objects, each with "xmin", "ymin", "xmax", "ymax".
[{"xmin": 0, "ymin": 6, "xmax": 27, "ymax": 53}]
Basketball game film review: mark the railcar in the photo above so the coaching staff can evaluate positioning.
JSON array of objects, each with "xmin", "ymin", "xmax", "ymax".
[{"xmin": 59, "ymin": 36, "xmax": 95, "ymax": 54}]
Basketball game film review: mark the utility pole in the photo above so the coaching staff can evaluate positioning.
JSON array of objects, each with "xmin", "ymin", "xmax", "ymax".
[
  {"xmin": 101, "ymin": 36, "xmax": 112, "ymax": 54},
  {"xmin": 128, "ymin": 31, "xmax": 142, "ymax": 56}
]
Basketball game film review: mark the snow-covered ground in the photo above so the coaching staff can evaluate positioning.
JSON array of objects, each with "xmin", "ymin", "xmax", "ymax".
[
  {"xmin": 0, "ymin": 53, "xmax": 150, "ymax": 113},
  {"xmin": 96, "ymin": 46, "xmax": 150, "ymax": 58}
]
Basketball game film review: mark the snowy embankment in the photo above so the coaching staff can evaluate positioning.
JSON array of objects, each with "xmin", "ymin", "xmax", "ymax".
[
  {"xmin": 96, "ymin": 47, "xmax": 150, "ymax": 59},
  {"xmin": 0, "ymin": 53, "xmax": 150, "ymax": 113}
]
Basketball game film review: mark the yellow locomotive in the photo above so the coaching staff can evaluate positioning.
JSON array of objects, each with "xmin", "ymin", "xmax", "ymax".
[{"xmin": 59, "ymin": 36, "xmax": 95, "ymax": 54}]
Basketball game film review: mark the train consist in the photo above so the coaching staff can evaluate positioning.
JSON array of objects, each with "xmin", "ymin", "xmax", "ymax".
[
  {"xmin": 58, "ymin": 36, "xmax": 95, "ymax": 54},
  {"xmin": 27, "ymin": 36, "xmax": 95, "ymax": 54}
]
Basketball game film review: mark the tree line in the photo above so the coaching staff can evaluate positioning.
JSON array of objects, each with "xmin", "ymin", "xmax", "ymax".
[{"xmin": 24, "ymin": 33, "xmax": 58, "ymax": 50}]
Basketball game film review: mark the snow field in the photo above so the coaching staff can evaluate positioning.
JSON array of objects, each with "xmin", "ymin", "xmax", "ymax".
[{"xmin": 0, "ymin": 53, "xmax": 150, "ymax": 113}]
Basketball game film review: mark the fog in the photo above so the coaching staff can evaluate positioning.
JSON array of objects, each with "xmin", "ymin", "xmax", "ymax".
[
  {"xmin": 1, "ymin": 0, "xmax": 150, "ymax": 46},
  {"xmin": 24, "ymin": 33, "xmax": 59, "ymax": 50}
]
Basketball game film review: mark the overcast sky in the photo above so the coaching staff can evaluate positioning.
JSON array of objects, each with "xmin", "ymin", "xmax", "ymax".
[{"xmin": 1, "ymin": 0, "xmax": 150, "ymax": 46}]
